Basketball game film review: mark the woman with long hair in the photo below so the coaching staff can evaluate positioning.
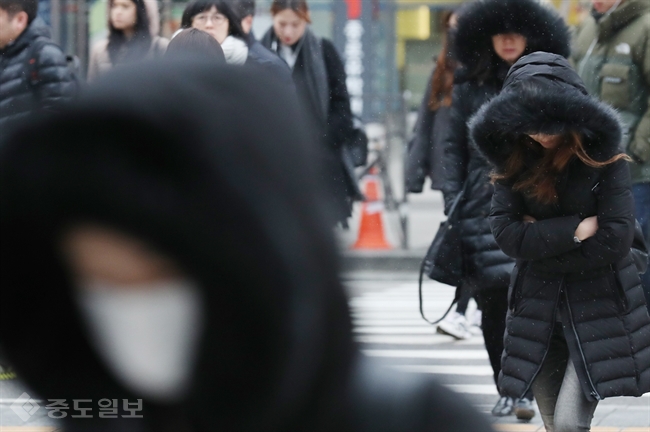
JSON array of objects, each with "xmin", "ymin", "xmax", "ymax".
[
  {"xmin": 406, "ymin": 10, "xmax": 457, "ymax": 194},
  {"xmin": 470, "ymin": 51, "xmax": 650, "ymax": 432},
  {"xmin": 441, "ymin": 0, "xmax": 571, "ymax": 419},
  {"xmin": 88, "ymin": 0, "xmax": 168, "ymax": 81},
  {"xmin": 260, "ymin": 0, "xmax": 362, "ymax": 225}
]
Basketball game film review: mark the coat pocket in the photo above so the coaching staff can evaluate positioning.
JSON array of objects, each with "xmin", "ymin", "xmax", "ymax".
[
  {"xmin": 600, "ymin": 63, "xmax": 631, "ymax": 109},
  {"xmin": 608, "ymin": 269, "xmax": 628, "ymax": 313},
  {"xmin": 508, "ymin": 262, "xmax": 526, "ymax": 313}
]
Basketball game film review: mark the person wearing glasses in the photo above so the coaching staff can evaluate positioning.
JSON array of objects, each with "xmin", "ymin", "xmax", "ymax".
[{"xmin": 181, "ymin": 0, "xmax": 291, "ymax": 86}]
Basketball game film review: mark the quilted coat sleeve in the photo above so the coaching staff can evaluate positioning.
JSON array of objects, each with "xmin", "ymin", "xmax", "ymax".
[
  {"xmin": 441, "ymin": 84, "xmax": 469, "ymax": 211},
  {"xmin": 533, "ymin": 159, "xmax": 636, "ymax": 272},
  {"xmin": 35, "ymin": 43, "xmax": 77, "ymax": 112},
  {"xmin": 490, "ymin": 182, "xmax": 582, "ymax": 260},
  {"xmin": 405, "ymin": 73, "xmax": 435, "ymax": 193}
]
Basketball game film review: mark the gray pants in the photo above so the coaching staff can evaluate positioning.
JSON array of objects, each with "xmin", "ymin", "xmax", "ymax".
[{"xmin": 531, "ymin": 326, "xmax": 599, "ymax": 432}]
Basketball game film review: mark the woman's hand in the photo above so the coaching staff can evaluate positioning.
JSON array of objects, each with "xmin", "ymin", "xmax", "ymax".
[
  {"xmin": 523, "ymin": 215, "xmax": 537, "ymax": 223},
  {"xmin": 575, "ymin": 216, "xmax": 598, "ymax": 241}
]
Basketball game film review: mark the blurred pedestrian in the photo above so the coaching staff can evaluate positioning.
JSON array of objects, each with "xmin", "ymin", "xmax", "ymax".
[
  {"xmin": 443, "ymin": 0, "xmax": 571, "ymax": 419},
  {"xmin": 228, "ymin": 0, "xmax": 292, "ymax": 79},
  {"xmin": 0, "ymin": 58, "xmax": 493, "ymax": 432},
  {"xmin": 572, "ymin": 0, "xmax": 650, "ymax": 310},
  {"xmin": 471, "ymin": 51, "xmax": 650, "ymax": 432},
  {"xmin": 166, "ymin": 28, "xmax": 226, "ymax": 62},
  {"xmin": 0, "ymin": 0, "xmax": 77, "ymax": 136},
  {"xmin": 181, "ymin": 0, "xmax": 248, "ymax": 64},
  {"xmin": 404, "ymin": 10, "xmax": 481, "ymax": 341},
  {"xmin": 88, "ymin": 0, "xmax": 168, "ymax": 81},
  {"xmin": 405, "ymin": 10, "xmax": 457, "ymax": 194},
  {"xmin": 261, "ymin": 0, "xmax": 362, "ymax": 225}
]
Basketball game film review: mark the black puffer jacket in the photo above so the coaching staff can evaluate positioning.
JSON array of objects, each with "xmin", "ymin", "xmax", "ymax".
[
  {"xmin": 0, "ymin": 59, "xmax": 492, "ymax": 431},
  {"xmin": 0, "ymin": 19, "xmax": 77, "ymax": 137},
  {"xmin": 442, "ymin": 0, "xmax": 571, "ymax": 289},
  {"xmin": 405, "ymin": 69, "xmax": 449, "ymax": 192},
  {"xmin": 471, "ymin": 52, "xmax": 650, "ymax": 401}
]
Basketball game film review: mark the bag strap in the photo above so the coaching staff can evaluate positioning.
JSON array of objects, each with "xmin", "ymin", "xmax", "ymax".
[{"xmin": 418, "ymin": 258, "xmax": 459, "ymax": 325}]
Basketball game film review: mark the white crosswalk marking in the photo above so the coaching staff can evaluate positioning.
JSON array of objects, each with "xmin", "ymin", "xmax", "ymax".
[{"xmin": 347, "ymin": 280, "xmax": 498, "ymax": 405}]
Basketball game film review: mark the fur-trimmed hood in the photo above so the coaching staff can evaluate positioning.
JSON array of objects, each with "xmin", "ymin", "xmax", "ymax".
[
  {"xmin": 454, "ymin": 0, "xmax": 571, "ymax": 81},
  {"xmin": 469, "ymin": 52, "xmax": 623, "ymax": 171}
]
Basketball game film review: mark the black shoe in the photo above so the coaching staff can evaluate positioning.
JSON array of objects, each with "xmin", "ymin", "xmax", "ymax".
[
  {"xmin": 514, "ymin": 398, "xmax": 535, "ymax": 421},
  {"xmin": 491, "ymin": 396, "xmax": 514, "ymax": 417}
]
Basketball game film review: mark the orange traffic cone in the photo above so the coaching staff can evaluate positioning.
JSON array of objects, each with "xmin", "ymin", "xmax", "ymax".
[{"xmin": 352, "ymin": 171, "xmax": 392, "ymax": 250}]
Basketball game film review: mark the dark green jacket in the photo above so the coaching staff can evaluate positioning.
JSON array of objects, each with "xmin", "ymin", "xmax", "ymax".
[{"xmin": 572, "ymin": 0, "xmax": 650, "ymax": 183}]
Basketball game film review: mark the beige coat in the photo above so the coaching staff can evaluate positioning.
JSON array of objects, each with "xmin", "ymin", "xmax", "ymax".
[{"xmin": 88, "ymin": 37, "xmax": 169, "ymax": 81}]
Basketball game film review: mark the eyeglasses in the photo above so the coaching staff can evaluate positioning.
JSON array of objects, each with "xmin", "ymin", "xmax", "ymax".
[{"xmin": 193, "ymin": 13, "xmax": 227, "ymax": 25}]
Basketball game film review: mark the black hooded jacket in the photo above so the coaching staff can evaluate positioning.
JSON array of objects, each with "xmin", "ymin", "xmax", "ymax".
[
  {"xmin": 0, "ymin": 60, "xmax": 492, "ymax": 431},
  {"xmin": 441, "ymin": 0, "xmax": 571, "ymax": 289},
  {"xmin": 470, "ymin": 51, "xmax": 650, "ymax": 401},
  {"xmin": 0, "ymin": 18, "xmax": 77, "ymax": 136}
]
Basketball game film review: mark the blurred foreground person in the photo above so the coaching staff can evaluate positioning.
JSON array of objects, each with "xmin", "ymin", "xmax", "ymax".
[
  {"xmin": 573, "ymin": 0, "xmax": 650, "ymax": 310},
  {"xmin": 443, "ymin": 0, "xmax": 571, "ymax": 419},
  {"xmin": 0, "ymin": 59, "xmax": 493, "ymax": 431},
  {"xmin": 88, "ymin": 0, "xmax": 168, "ymax": 81},
  {"xmin": 261, "ymin": 0, "xmax": 362, "ymax": 226},
  {"xmin": 165, "ymin": 28, "xmax": 225, "ymax": 62},
  {"xmin": 0, "ymin": 0, "xmax": 77, "ymax": 135},
  {"xmin": 471, "ymin": 51, "xmax": 650, "ymax": 432}
]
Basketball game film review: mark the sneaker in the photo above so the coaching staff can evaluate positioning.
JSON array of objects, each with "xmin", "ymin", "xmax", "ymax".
[
  {"xmin": 514, "ymin": 398, "xmax": 535, "ymax": 421},
  {"xmin": 491, "ymin": 396, "xmax": 514, "ymax": 417},
  {"xmin": 468, "ymin": 309, "xmax": 482, "ymax": 335},
  {"xmin": 436, "ymin": 311, "xmax": 472, "ymax": 340}
]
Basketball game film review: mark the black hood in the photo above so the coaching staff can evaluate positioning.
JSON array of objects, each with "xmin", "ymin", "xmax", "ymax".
[
  {"xmin": 0, "ymin": 60, "xmax": 355, "ymax": 430},
  {"xmin": 454, "ymin": 0, "xmax": 571, "ymax": 82},
  {"xmin": 469, "ymin": 52, "xmax": 623, "ymax": 170}
]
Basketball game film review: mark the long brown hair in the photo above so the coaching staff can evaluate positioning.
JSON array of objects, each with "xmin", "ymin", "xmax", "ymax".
[
  {"xmin": 428, "ymin": 11, "xmax": 457, "ymax": 111},
  {"xmin": 491, "ymin": 132, "xmax": 631, "ymax": 204},
  {"xmin": 270, "ymin": 0, "xmax": 311, "ymax": 23}
]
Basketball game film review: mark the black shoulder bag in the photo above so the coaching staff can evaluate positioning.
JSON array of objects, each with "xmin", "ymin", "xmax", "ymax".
[{"xmin": 418, "ymin": 184, "xmax": 467, "ymax": 324}]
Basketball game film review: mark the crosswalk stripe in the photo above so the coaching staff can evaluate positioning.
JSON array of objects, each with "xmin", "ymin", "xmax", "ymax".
[
  {"xmin": 393, "ymin": 365, "xmax": 494, "ymax": 375},
  {"xmin": 355, "ymin": 335, "xmax": 484, "ymax": 345},
  {"xmin": 354, "ymin": 326, "xmax": 446, "ymax": 334},
  {"xmin": 363, "ymin": 349, "xmax": 489, "ymax": 359}
]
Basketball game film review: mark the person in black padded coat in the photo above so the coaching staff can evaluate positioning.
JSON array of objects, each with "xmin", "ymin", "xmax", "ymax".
[
  {"xmin": 470, "ymin": 51, "xmax": 650, "ymax": 432},
  {"xmin": 441, "ymin": 0, "xmax": 571, "ymax": 418},
  {"xmin": 0, "ymin": 58, "xmax": 493, "ymax": 432},
  {"xmin": 261, "ymin": 0, "xmax": 362, "ymax": 226},
  {"xmin": 0, "ymin": 0, "xmax": 77, "ymax": 138}
]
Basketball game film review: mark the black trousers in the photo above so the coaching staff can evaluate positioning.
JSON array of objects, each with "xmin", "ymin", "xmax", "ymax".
[{"xmin": 474, "ymin": 288, "xmax": 508, "ymax": 387}]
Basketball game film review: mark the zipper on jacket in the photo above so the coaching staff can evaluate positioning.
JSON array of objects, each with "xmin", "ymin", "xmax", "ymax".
[
  {"xmin": 564, "ymin": 286, "xmax": 602, "ymax": 400},
  {"xmin": 518, "ymin": 281, "xmax": 562, "ymax": 400}
]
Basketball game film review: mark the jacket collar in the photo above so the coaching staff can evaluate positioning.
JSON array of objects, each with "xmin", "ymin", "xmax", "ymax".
[{"xmin": 598, "ymin": 0, "xmax": 650, "ymax": 41}]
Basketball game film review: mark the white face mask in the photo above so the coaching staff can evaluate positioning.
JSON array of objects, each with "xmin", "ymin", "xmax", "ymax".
[{"xmin": 76, "ymin": 279, "xmax": 204, "ymax": 402}]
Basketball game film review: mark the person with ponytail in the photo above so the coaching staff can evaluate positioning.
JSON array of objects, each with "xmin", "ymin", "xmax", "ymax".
[
  {"xmin": 88, "ymin": 0, "xmax": 168, "ymax": 81},
  {"xmin": 471, "ymin": 51, "xmax": 650, "ymax": 432}
]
